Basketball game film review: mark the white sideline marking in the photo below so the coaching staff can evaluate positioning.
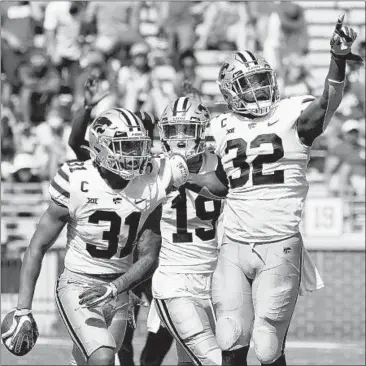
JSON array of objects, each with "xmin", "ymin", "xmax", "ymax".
[{"xmin": 2, "ymin": 338, "xmax": 362, "ymax": 350}]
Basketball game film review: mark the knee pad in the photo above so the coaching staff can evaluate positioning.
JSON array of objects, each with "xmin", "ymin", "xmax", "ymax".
[
  {"xmin": 184, "ymin": 329, "xmax": 222, "ymax": 365},
  {"xmin": 252, "ymin": 326, "xmax": 281, "ymax": 364},
  {"xmin": 88, "ymin": 347, "xmax": 115, "ymax": 365},
  {"xmin": 216, "ymin": 316, "xmax": 242, "ymax": 351}
]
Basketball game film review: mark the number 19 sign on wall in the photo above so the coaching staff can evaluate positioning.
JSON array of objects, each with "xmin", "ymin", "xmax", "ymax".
[{"xmin": 304, "ymin": 198, "xmax": 344, "ymax": 237}]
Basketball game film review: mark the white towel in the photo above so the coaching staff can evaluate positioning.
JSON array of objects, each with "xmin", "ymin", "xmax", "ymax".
[
  {"xmin": 299, "ymin": 246, "xmax": 325, "ymax": 296},
  {"xmin": 147, "ymin": 299, "xmax": 161, "ymax": 333}
]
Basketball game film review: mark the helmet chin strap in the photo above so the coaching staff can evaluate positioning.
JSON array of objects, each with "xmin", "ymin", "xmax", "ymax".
[{"xmin": 81, "ymin": 145, "xmax": 97, "ymax": 160}]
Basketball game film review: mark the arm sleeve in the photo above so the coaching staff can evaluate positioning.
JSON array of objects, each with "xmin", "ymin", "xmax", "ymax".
[{"xmin": 49, "ymin": 163, "xmax": 71, "ymax": 209}]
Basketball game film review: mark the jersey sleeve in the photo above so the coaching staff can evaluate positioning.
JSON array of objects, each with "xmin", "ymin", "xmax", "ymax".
[{"xmin": 49, "ymin": 163, "xmax": 71, "ymax": 208}]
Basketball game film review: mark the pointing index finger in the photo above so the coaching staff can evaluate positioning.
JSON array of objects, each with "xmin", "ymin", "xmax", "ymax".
[{"xmin": 335, "ymin": 12, "xmax": 345, "ymax": 31}]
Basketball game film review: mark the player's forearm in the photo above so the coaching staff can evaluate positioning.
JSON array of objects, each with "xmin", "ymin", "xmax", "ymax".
[
  {"xmin": 298, "ymin": 55, "xmax": 347, "ymax": 145},
  {"xmin": 112, "ymin": 233, "xmax": 161, "ymax": 294},
  {"xmin": 327, "ymin": 53, "xmax": 346, "ymax": 82},
  {"xmin": 17, "ymin": 214, "xmax": 66, "ymax": 309},
  {"xmin": 318, "ymin": 55, "xmax": 346, "ymax": 109},
  {"xmin": 317, "ymin": 55, "xmax": 346, "ymax": 128},
  {"xmin": 112, "ymin": 253, "xmax": 159, "ymax": 294},
  {"xmin": 69, "ymin": 106, "xmax": 91, "ymax": 160}
]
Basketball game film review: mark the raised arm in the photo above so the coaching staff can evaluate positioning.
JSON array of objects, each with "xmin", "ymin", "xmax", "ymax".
[
  {"xmin": 69, "ymin": 107, "xmax": 91, "ymax": 161},
  {"xmin": 69, "ymin": 76, "xmax": 109, "ymax": 160},
  {"xmin": 297, "ymin": 13, "xmax": 362, "ymax": 146}
]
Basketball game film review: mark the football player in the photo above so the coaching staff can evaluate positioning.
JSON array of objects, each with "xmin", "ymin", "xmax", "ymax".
[
  {"xmin": 1, "ymin": 108, "xmax": 188, "ymax": 365},
  {"xmin": 68, "ymin": 75, "xmax": 175, "ymax": 366},
  {"xmin": 202, "ymin": 13, "xmax": 362, "ymax": 366},
  {"xmin": 150, "ymin": 96, "xmax": 227, "ymax": 366}
]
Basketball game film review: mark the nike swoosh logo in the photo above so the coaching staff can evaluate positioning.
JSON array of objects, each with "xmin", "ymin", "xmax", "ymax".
[
  {"xmin": 134, "ymin": 199, "xmax": 146, "ymax": 204},
  {"xmin": 267, "ymin": 120, "xmax": 279, "ymax": 126}
]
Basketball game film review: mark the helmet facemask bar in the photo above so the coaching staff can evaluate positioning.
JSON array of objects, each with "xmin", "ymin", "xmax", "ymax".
[
  {"xmin": 98, "ymin": 136, "xmax": 151, "ymax": 180},
  {"xmin": 159, "ymin": 121, "xmax": 205, "ymax": 159},
  {"xmin": 230, "ymin": 70, "xmax": 278, "ymax": 116}
]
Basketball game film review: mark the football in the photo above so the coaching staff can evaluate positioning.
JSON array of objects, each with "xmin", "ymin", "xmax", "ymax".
[
  {"xmin": 1, "ymin": 309, "xmax": 38, "ymax": 356},
  {"xmin": 169, "ymin": 154, "xmax": 189, "ymax": 188}
]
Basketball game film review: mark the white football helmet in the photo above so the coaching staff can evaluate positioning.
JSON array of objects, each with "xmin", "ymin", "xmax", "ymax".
[
  {"xmin": 158, "ymin": 97, "xmax": 211, "ymax": 159},
  {"xmin": 87, "ymin": 108, "xmax": 151, "ymax": 180},
  {"xmin": 217, "ymin": 51, "xmax": 280, "ymax": 117}
]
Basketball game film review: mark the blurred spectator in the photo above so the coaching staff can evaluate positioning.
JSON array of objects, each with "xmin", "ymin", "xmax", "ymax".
[
  {"xmin": 1, "ymin": 219, "xmax": 8, "ymax": 250},
  {"xmin": 1, "ymin": 106, "xmax": 17, "ymax": 164},
  {"xmin": 6, "ymin": 121, "xmax": 41, "ymax": 183},
  {"xmin": 325, "ymin": 120, "xmax": 365, "ymax": 197},
  {"xmin": 18, "ymin": 46, "xmax": 61, "ymax": 125},
  {"xmin": 43, "ymin": 1, "xmax": 85, "ymax": 92},
  {"xmin": 1, "ymin": 74, "xmax": 14, "ymax": 112},
  {"xmin": 173, "ymin": 50, "xmax": 203, "ymax": 98},
  {"xmin": 11, "ymin": 153, "xmax": 42, "ymax": 183},
  {"xmin": 253, "ymin": 1, "xmax": 276, "ymax": 52},
  {"xmin": 117, "ymin": 42, "xmax": 153, "ymax": 113},
  {"xmin": 347, "ymin": 40, "xmax": 366, "ymax": 114},
  {"xmin": 13, "ymin": 121, "xmax": 39, "ymax": 156},
  {"xmin": 1, "ymin": 1, "xmax": 36, "ymax": 92},
  {"xmin": 35, "ymin": 107, "xmax": 76, "ymax": 180},
  {"xmin": 282, "ymin": 54, "xmax": 316, "ymax": 98},
  {"xmin": 157, "ymin": 2, "xmax": 198, "ymax": 69},
  {"xmin": 83, "ymin": 1, "xmax": 143, "ymax": 60},
  {"xmin": 263, "ymin": 2, "xmax": 309, "ymax": 88},
  {"xmin": 195, "ymin": 1, "xmax": 256, "ymax": 51}
]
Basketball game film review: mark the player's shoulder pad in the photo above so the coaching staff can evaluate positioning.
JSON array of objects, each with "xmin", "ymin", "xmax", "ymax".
[
  {"xmin": 49, "ymin": 162, "xmax": 72, "ymax": 208},
  {"xmin": 65, "ymin": 159, "xmax": 92, "ymax": 175},
  {"xmin": 209, "ymin": 112, "xmax": 231, "ymax": 125}
]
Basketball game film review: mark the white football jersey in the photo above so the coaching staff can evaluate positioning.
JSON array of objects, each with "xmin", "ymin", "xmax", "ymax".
[
  {"xmin": 49, "ymin": 159, "xmax": 166, "ymax": 275},
  {"xmin": 159, "ymin": 151, "xmax": 222, "ymax": 273},
  {"xmin": 207, "ymin": 96, "xmax": 315, "ymax": 243}
]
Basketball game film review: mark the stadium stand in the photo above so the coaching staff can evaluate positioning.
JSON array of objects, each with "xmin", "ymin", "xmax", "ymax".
[{"xmin": 139, "ymin": 1, "xmax": 365, "ymax": 101}]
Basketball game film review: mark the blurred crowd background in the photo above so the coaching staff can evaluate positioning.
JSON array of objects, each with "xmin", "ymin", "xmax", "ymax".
[{"xmin": 1, "ymin": 0, "xmax": 365, "ymax": 192}]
